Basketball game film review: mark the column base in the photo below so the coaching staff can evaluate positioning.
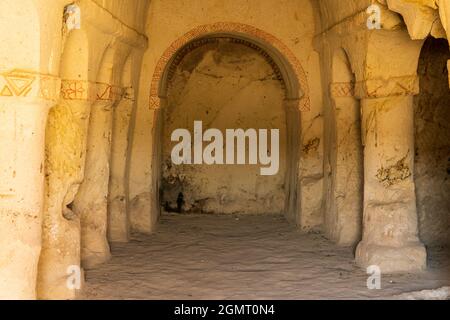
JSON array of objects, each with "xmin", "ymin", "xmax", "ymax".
[
  {"xmin": 108, "ymin": 197, "xmax": 129, "ymax": 243},
  {"xmin": 81, "ymin": 232, "xmax": 111, "ymax": 270},
  {"xmin": 0, "ymin": 233, "xmax": 40, "ymax": 299},
  {"xmin": 129, "ymin": 192, "xmax": 158, "ymax": 234},
  {"xmin": 37, "ymin": 267, "xmax": 84, "ymax": 300},
  {"xmin": 356, "ymin": 241, "xmax": 427, "ymax": 273},
  {"xmin": 81, "ymin": 251, "xmax": 111, "ymax": 270},
  {"xmin": 38, "ymin": 236, "xmax": 82, "ymax": 299}
]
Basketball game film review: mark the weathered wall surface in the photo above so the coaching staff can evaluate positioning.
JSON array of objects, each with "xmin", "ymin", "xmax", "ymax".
[
  {"xmin": 89, "ymin": 0, "xmax": 149, "ymax": 34},
  {"xmin": 1, "ymin": 0, "xmax": 450, "ymax": 300},
  {"xmin": 131, "ymin": 0, "xmax": 324, "ymax": 229},
  {"xmin": 384, "ymin": 0, "xmax": 449, "ymax": 83},
  {"xmin": 161, "ymin": 40, "xmax": 287, "ymax": 215},
  {"xmin": 414, "ymin": 37, "xmax": 450, "ymax": 246},
  {"xmin": 0, "ymin": 0, "xmax": 149, "ymax": 299}
]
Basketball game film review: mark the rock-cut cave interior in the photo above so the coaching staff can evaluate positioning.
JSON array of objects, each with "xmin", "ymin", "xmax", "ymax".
[{"xmin": 0, "ymin": 0, "xmax": 449, "ymax": 300}]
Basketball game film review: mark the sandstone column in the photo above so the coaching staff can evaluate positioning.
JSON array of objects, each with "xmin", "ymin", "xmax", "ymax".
[
  {"xmin": 326, "ymin": 81, "xmax": 363, "ymax": 246},
  {"xmin": 130, "ymin": 103, "xmax": 162, "ymax": 234},
  {"xmin": 385, "ymin": 0, "xmax": 450, "ymax": 86},
  {"xmin": 0, "ymin": 0, "xmax": 68, "ymax": 300},
  {"xmin": 323, "ymin": 46, "xmax": 363, "ymax": 246},
  {"xmin": 355, "ymin": 80, "xmax": 426, "ymax": 273},
  {"xmin": 73, "ymin": 84, "xmax": 121, "ymax": 269},
  {"xmin": 37, "ymin": 80, "xmax": 94, "ymax": 299},
  {"xmin": 0, "ymin": 74, "xmax": 60, "ymax": 299},
  {"xmin": 342, "ymin": 29, "xmax": 427, "ymax": 273},
  {"xmin": 108, "ymin": 87, "xmax": 135, "ymax": 242}
]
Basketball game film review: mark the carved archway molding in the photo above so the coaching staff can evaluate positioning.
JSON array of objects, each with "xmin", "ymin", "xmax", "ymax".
[{"xmin": 148, "ymin": 22, "xmax": 311, "ymax": 112}]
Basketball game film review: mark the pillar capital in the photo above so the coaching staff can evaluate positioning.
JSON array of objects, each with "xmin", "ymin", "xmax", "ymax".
[
  {"xmin": 343, "ymin": 29, "xmax": 424, "ymax": 99},
  {"xmin": 385, "ymin": 0, "xmax": 445, "ymax": 39},
  {"xmin": 354, "ymin": 74, "xmax": 419, "ymax": 99}
]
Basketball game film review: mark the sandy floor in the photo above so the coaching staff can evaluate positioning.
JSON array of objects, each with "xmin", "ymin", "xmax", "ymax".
[{"xmin": 82, "ymin": 214, "xmax": 450, "ymax": 300}]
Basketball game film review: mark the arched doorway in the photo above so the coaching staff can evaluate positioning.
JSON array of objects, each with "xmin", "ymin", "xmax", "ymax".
[
  {"xmin": 149, "ymin": 25, "xmax": 307, "ymax": 223},
  {"xmin": 161, "ymin": 36, "xmax": 287, "ymax": 215}
]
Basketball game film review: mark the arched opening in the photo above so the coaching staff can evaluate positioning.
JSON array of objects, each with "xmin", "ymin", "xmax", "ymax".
[
  {"xmin": 414, "ymin": 37, "xmax": 450, "ymax": 247},
  {"xmin": 324, "ymin": 48, "xmax": 363, "ymax": 246},
  {"xmin": 153, "ymin": 33, "xmax": 302, "ymax": 224}
]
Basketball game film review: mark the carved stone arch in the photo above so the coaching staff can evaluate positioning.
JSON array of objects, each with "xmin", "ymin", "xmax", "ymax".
[
  {"xmin": 146, "ymin": 22, "xmax": 309, "ymax": 228},
  {"xmin": 164, "ymin": 36, "xmax": 287, "ymax": 96},
  {"xmin": 149, "ymin": 22, "xmax": 311, "ymax": 112}
]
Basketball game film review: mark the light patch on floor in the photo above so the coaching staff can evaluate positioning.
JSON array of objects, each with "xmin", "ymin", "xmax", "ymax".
[{"xmin": 82, "ymin": 214, "xmax": 450, "ymax": 300}]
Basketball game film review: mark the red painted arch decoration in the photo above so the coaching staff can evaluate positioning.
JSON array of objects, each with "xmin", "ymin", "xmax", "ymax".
[{"xmin": 149, "ymin": 22, "xmax": 310, "ymax": 112}]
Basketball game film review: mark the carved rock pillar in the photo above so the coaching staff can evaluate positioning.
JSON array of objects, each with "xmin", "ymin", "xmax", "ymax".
[
  {"xmin": 73, "ymin": 83, "xmax": 123, "ymax": 269},
  {"xmin": 38, "ymin": 80, "xmax": 94, "ymax": 299},
  {"xmin": 0, "ymin": 71, "xmax": 60, "ymax": 299},
  {"xmin": 355, "ymin": 76, "xmax": 426, "ymax": 273},
  {"xmin": 108, "ymin": 87, "xmax": 135, "ymax": 242}
]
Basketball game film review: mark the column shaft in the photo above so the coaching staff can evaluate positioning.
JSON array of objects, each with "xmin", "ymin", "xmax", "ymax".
[
  {"xmin": 0, "ymin": 98, "xmax": 51, "ymax": 299},
  {"xmin": 108, "ymin": 93, "xmax": 134, "ymax": 242},
  {"xmin": 356, "ymin": 95, "xmax": 426, "ymax": 273},
  {"xmin": 38, "ymin": 98, "xmax": 91, "ymax": 299},
  {"xmin": 73, "ymin": 101, "xmax": 114, "ymax": 269}
]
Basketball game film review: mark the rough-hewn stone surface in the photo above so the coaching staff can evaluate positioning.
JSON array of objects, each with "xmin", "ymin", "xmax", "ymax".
[
  {"xmin": 161, "ymin": 40, "xmax": 287, "ymax": 215},
  {"xmin": 414, "ymin": 37, "xmax": 450, "ymax": 246},
  {"xmin": 0, "ymin": 0, "xmax": 449, "ymax": 300}
]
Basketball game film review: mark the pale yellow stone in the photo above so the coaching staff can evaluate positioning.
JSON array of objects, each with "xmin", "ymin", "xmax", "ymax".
[{"xmin": 0, "ymin": 0, "xmax": 449, "ymax": 300}]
